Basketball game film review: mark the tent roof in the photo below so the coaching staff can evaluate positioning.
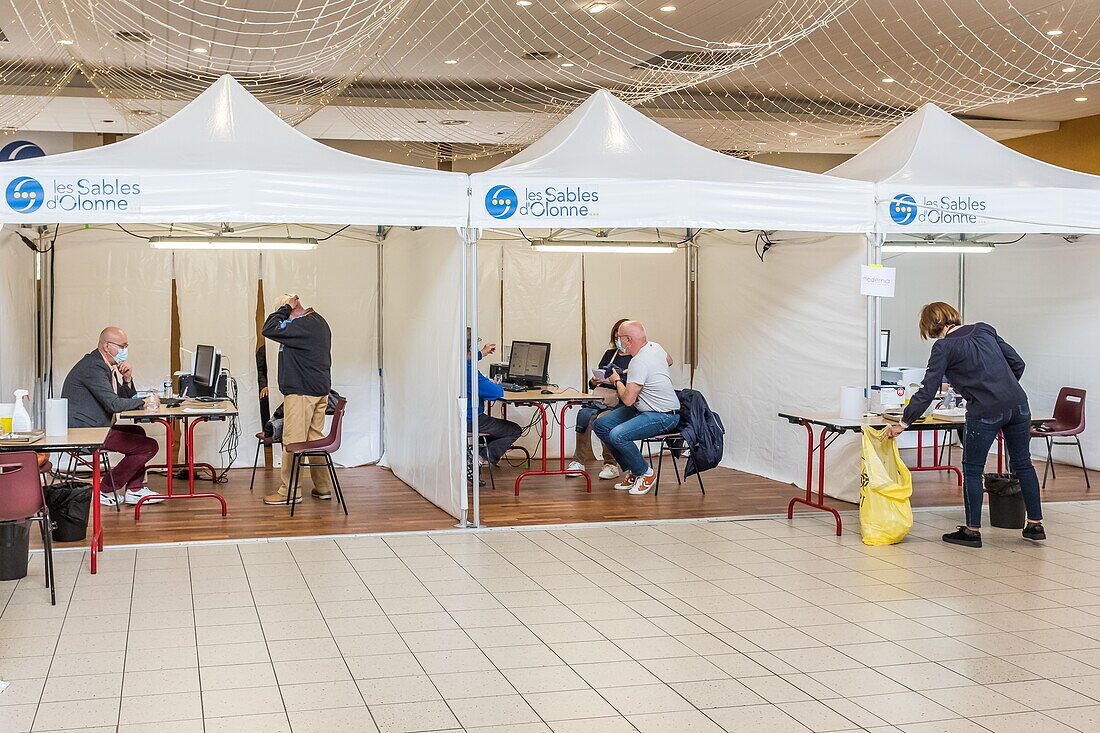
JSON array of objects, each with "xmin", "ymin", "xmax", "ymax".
[
  {"xmin": 828, "ymin": 104, "xmax": 1100, "ymax": 233},
  {"xmin": 470, "ymin": 89, "xmax": 873, "ymax": 232},
  {"xmin": 0, "ymin": 75, "xmax": 468, "ymax": 226}
]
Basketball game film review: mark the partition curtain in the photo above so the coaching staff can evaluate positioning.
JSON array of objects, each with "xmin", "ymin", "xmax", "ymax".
[
  {"xmin": 694, "ymin": 233, "xmax": 866, "ymax": 502},
  {"xmin": 965, "ymin": 235, "xmax": 1100, "ymax": 469},
  {"xmin": 51, "ymin": 229, "xmax": 174, "ymax": 462},
  {"xmin": 382, "ymin": 227, "xmax": 465, "ymax": 520},
  {"xmin": 261, "ymin": 231, "xmax": 381, "ymax": 466},
  {"xmin": 175, "ymin": 250, "xmax": 261, "ymax": 468},
  {"xmin": 0, "ymin": 229, "xmax": 36, "ymax": 397}
]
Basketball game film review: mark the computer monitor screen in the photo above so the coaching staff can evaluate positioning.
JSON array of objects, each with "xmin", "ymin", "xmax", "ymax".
[
  {"xmin": 506, "ymin": 341, "xmax": 551, "ymax": 385},
  {"xmin": 194, "ymin": 344, "xmax": 219, "ymax": 388},
  {"xmin": 879, "ymin": 329, "xmax": 891, "ymax": 368}
]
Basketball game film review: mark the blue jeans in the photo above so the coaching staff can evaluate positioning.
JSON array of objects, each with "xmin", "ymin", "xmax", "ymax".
[
  {"xmin": 575, "ymin": 406, "xmax": 605, "ymax": 434},
  {"xmin": 962, "ymin": 403, "xmax": 1042, "ymax": 529},
  {"xmin": 592, "ymin": 405, "xmax": 680, "ymax": 477}
]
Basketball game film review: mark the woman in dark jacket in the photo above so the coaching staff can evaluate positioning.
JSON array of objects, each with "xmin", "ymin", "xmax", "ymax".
[{"xmin": 885, "ymin": 302, "xmax": 1044, "ymax": 547}]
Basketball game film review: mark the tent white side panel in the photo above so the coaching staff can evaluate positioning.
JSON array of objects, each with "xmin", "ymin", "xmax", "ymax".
[
  {"xmin": 52, "ymin": 229, "xmax": 173, "ymax": 462},
  {"xmin": 382, "ymin": 227, "xmax": 465, "ymax": 520},
  {"xmin": 502, "ymin": 246, "xmax": 584, "ymax": 458},
  {"xmin": 176, "ymin": 250, "xmax": 261, "ymax": 468},
  {"xmin": 476, "ymin": 241, "xmax": 504, "ymax": 352},
  {"xmin": 964, "ymin": 237, "xmax": 1100, "ymax": 470},
  {"xmin": 261, "ymin": 235, "xmax": 381, "ymax": 466},
  {"xmin": 694, "ymin": 233, "xmax": 866, "ymax": 502},
  {"xmin": 0, "ymin": 229, "xmax": 36, "ymax": 397},
  {"xmin": 583, "ymin": 248, "xmax": 689, "ymax": 386},
  {"xmin": 880, "ymin": 252, "xmax": 960, "ymax": 368}
]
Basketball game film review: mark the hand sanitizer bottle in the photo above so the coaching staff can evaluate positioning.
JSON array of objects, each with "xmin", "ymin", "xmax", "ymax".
[{"xmin": 11, "ymin": 390, "xmax": 32, "ymax": 432}]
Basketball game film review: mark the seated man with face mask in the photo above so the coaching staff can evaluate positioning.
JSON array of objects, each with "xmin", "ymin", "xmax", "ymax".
[{"xmin": 62, "ymin": 327, "xmax": 162, "ymax": 507}]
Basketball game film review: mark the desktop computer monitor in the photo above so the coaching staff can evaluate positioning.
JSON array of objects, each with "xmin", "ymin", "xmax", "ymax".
[
  {"xmin": 879, "ymin": 329, "xmax": 891, "ymax": 368},
  {"xmin": 506, "ymin": 341, "xmax": 551, "ymax": 387},
  {"xmin": 191, "ymin": 344, "xmax": 222, "ymax": 397}
]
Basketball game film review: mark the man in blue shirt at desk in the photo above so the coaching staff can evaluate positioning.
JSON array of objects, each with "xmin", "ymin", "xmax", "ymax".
[{"xmin": 467, "ymin": 329, "xmax": 521, "ymax": 466}]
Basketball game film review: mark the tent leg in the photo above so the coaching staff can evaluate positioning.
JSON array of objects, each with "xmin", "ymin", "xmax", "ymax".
[
  {"xmin": 866, "ymin": 232, "xmax": 884, "ymax": 396},
  {"xmin": 465, "ymin": 226, "xmax": 481, "ymax": 529}
]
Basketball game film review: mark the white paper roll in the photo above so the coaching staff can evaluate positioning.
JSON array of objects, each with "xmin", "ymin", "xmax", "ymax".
[
  {"xmin": 840, "ymin": 386, "xmax": 865, "ymax": 420},
  {"xmin": 45, "ymin": 398, "xmax": 68, "ymax": 436}
]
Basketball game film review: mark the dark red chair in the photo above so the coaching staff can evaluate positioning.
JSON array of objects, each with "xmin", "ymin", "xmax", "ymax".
[
  {"xmin": 1032, "ymin": 387, "xmax": 1090, "ymax": 490},
  {"xmin": 286, "ymin": 397, "xmax": 348, "ymax": 516},
  {"xmin": 0, "ymin": 451, "xmax": 56, "ymax": 605}
]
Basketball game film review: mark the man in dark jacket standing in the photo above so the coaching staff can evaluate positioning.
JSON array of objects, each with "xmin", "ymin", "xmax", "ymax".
[
  {"xmin": 62, "ymin": 327, "xmax": 162, "ymax": 507},
  {"xmin": 261, "ymin": 293, "xmax": 333, "ymax": 505}
]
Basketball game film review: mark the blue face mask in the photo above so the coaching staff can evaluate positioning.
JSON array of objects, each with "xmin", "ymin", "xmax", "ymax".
[
  {"xmin": 114, "ymin": 346, "xmax": 128, "ymax": 364},
  {"xmin": 614, "ymin": 338, "xmax": 624, "ymax": 353}
]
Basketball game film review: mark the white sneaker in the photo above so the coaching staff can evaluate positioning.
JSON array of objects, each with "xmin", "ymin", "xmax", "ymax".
[
  {"xmin": 125, "ymin": 487, "xmax": 164, "ymax": 505},
  {"xmin": 613, "ymin": 473, "xmax": 637, "ymax": 491},
  {"xmin": 99, "ymin": 492, "xmax": 120, "ymax": 507},
  {"xmin": 565, "ymin": 460, "xmax": 585, "ymax": 476},
  {"xmin": 599, "ymin": 464, "xmax": 621, "ymax": 480},
  {"xmin": 628, "ymin": 471, "xmax": 658, "ymax": 496}
]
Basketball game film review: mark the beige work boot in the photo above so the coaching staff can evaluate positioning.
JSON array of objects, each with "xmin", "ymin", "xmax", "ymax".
[{"xmin": 264, "ymin": 490, "xmax": 301, "ymax": 505}]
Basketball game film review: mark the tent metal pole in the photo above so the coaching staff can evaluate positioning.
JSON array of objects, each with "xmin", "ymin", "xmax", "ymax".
[
  {"xmin": 466, "ymin": 227, "xmax": 480, "ymax": 529},
  {"xmin": 866, "ymin": 232, "xmax": 884, "ymax": 394}
]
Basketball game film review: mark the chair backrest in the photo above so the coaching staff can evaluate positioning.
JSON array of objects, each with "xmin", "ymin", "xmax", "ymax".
[
  {"xmin": 0, "ymin": 451, "xmax": 46, "ymax": 522},
  {"xmin": 1053, "ymin": 387, "xmax": 1087, "ymax": 432},
  {"xmin": 307, "ymin": 397, "xmax": 347, "ymax": 454}
]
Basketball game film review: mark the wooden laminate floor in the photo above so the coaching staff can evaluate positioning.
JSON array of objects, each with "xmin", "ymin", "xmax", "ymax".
[{"xmin": 43, "ymin": 447, "xmax": 1098, "ymax": 549}]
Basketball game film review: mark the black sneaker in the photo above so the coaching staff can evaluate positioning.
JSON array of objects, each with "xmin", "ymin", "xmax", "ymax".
[
  {"xmin": 942, "ymin": 526, "xmax": 983, "ymax": 548},
  {"xmin": 1023, "ymin": 522, "xmax": 1047, "ymax": 541}
]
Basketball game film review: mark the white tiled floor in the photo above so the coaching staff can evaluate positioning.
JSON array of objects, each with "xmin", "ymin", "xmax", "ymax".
[{"xmin": 6, "ymin": 503, "xmax": 1100, "ymax": 732}]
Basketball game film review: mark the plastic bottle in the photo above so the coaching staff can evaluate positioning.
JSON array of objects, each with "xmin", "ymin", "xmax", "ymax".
[{"xmin": 11, "ymin": 390, "xmax": 32, "ymax": 432}]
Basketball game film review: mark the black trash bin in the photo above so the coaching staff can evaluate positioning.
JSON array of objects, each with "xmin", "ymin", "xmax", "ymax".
[
  {"xmin": 44, "ymin": 482, "xmax": 93, "ymax": 542},
  {"xmin": 984, "ymin": 472, "xmax": 1026, "ymax": 529},
  {"xmin": 0, "ymin": 521, "xmax": 31, "ymax": 580}
]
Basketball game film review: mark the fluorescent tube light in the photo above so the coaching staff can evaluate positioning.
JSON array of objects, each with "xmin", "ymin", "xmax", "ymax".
[
  {"xmin": 149, "ymin": 236, "xmax": 319, "ymax": 251},
  {"xmin": 882, "ymin": 243, "xmax": 994, "ymax": 254},
  {"xmin": 532, "ymin": 239, "xmax": 677, "ymax": 254}
]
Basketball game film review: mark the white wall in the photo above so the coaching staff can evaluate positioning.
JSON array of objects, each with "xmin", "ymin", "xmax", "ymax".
[
  {"xmin": 382, "ymin": 227, "xmax": 465, "ymax": 519},
  {"xmin": 964, "ymin": 235, "xmax": 1100, "ymax": 470},
  {"xmin": 880, "ymin": 252, "xmax": 961, "ymax": 368},
  {"xmin": 0, "ymin": 229, "xmax": 36, "ymax": 398},
  {"xmin": 694, "ymin": 232, "xmax": 867, "ymax": 501}
]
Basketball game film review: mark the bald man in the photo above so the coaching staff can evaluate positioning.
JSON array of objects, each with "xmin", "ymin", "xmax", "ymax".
[
  {"xmin": 61, "ymin": 327, "xmax": 162, "ymax": 507},
  {"xmin": 593, "ymin": 321, "xmax": 681, "ymax": 495}
]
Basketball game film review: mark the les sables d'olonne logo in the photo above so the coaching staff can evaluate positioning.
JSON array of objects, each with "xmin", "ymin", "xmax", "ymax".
[
  {"xmin": 485, "ymin": 185, "xmax": 517, "ymax": 220},
  {"xmin": 6, "ymin": 176, "xmax": 44, "ymax": 213},
  {"xmin": 889, "ymin": 193, "xmax": 918, "ymax": 225}
]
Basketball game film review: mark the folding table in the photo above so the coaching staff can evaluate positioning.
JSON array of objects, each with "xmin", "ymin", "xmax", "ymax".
[
  {"xmin": 0, "ymin": 427, "xmax": 109, "ymax": 574},
  {"xmin": 119, "ymin": 400, "xmax": 236, "ymax": 519},
  {"xmin": 495, "ymin": 389, "xmax": 604, "ymax": 495}
]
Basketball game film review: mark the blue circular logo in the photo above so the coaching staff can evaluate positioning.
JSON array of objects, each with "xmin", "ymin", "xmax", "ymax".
[
  {"xmin": 485, "ymin": 185, "xmax": 517, "ymax": 219},
  {"xmin": 889, "ymin": 193, "xmax": 918, "ymax": 225},
  {"xmin": 0, "ymin": 140, "xmax": 45, "ymax": 161},
  {"xmin": 6, "ymin": 176, "xmax": 44, "ymax": 213}
]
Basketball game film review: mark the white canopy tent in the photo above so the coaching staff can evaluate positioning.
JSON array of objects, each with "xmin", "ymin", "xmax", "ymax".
[
  {"xmin": 829, "ymin": 102, "xmax": 1100, "ymax": 234},
  {"xmin": 470, "ymin": 89, "xmax": 874, "ymax": 232},
  {"xmin": 0, "ymin": 75, "xmax": 472, "ymax": 522},
  {"xmin": 465, "ymin": 89, "xmax": 875, "ymax": 519}
]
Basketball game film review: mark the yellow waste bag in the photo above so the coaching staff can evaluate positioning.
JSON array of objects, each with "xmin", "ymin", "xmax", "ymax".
[{"xmin": 859, "ymin": 426, "xmax": 913, "ymax": 546}]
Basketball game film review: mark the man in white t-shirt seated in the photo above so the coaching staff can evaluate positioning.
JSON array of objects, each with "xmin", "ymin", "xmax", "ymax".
[{"xmin": 593, "ymin": 320, "xmax": 681, "ymax": 495}]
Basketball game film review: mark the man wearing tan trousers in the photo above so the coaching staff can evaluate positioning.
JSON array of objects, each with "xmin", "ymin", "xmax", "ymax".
[{"xmin": 261, "ymin": 293, "xmax": 333, "ymax": 505}]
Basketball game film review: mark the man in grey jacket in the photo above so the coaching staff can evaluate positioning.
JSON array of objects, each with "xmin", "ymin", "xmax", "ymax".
[{"xmin": 62, "ymin": 327, "xmax": 162, "ymax": 507}]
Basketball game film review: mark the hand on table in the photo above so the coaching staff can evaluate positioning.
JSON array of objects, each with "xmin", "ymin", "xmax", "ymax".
[
  {"xmin": 142, "ymin": 393, "xmax": 160, "ymax": 411},
  {"xmin": 884, "ymin": 424, "xmax": 906, "ymax": 440}
]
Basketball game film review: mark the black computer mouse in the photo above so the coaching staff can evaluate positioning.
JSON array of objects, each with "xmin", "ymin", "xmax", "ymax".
[{"xmin": 540, "ymin": 389, "xmax": 554, "ymax": 394}]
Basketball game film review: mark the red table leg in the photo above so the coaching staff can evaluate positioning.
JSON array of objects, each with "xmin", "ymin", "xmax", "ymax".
[
  {"xmin": 136, "ymin": 416, "xmax": 227, "ymax": 519},
  {"xmin": 786, "ymin": 422, "xmax": 842, "ymax": 536},
  {"xmin": 90, "ymin": 448, "xmax": 102, "ymax": 573},
  {"xmin": 513, "ymin": 401, "xmax": 593, "ymax": 495},
  {"xmin": 906, "ymin": 429, "xmax": 963, "ymax": 485}
]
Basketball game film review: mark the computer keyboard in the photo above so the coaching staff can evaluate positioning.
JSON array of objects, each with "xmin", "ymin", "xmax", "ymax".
[{"xmin": 499, "ymin": 381, "xmax": 527, "ymax": 392}]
